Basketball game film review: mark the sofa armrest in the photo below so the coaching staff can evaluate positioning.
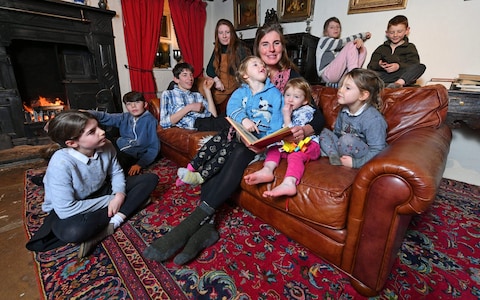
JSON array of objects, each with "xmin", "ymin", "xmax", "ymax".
[
  {"xmin": 344, "ymin": 124, "xmax": 452, "ymax": 295},
  {"xmin": 147, "ymin": 98, "xmax": 161, "ymax": 121}
]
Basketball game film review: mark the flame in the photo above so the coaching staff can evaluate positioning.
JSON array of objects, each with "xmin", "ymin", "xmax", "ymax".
[
  {"xmin": 31, "ymin": 96, "xmax": 64, "ymax": 107},
  {"xmin": 23, "ymin": 103, "xmax": 33, "ymax": 113}
]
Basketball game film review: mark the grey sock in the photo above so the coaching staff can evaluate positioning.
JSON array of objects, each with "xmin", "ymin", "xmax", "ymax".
[{"xmin": 329, "ymin": 154, "xmax": 342, "ymax": 165}]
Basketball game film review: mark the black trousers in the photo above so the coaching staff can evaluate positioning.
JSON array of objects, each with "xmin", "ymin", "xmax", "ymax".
[{"xmin": 377, "ymin": 63, "xmax": 426, "ymax": 85}]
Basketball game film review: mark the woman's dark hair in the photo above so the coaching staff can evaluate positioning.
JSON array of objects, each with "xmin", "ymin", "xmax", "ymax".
[
  {"xmin": 253, "ymin": 22, "xmax": 297, "ymax": 72},
  {"xmin": 46, "ymin": 110, "xmax": 94, "ymax": 148}
]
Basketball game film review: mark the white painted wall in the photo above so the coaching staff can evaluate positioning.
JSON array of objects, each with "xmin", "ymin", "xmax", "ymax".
[{"xmin": 104, "ymin": 0, "xmax": 480, "ymax": 185}]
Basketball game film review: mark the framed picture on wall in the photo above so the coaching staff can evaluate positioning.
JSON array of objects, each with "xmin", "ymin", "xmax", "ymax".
[
  {"xmin": 348, "ymin": 0, "xmax": 408, "ymax": 14},
  {"xmin": 234, "ymin": 0, "xmax": 259, "ymax": 30},
  {"xmin": 277, "ymin": 0, "xmax": 315, "ymax": 23},
  {"xmin": 160, "ymin": 15, "xmax": 171, "ymax": 40}
]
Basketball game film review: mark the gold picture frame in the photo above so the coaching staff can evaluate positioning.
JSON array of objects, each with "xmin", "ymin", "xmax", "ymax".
[
  {"xmin": 160, "ymin": 15, "xmax": 171, "ymax": 40},
  {"xmin": 348, "ymin": 0, "xmax": 408, "ymax": 14},
  {"xmin": 277, "ymin": 0, "xmax": 315, "ymax": 23},
  {"xmin": 234, "ymin": 0, "xmax": 259, "ymax": 30}
]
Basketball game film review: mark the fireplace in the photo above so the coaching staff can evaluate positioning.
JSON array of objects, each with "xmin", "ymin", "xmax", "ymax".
[{"xmin": 0, "ymin": 0, "xmax": 122, "ymax": 147}]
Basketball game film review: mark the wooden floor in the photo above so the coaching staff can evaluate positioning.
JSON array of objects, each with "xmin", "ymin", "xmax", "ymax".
[{"xmin": 0, "ymin": 145, "xmax": 50, "ymax": 299}]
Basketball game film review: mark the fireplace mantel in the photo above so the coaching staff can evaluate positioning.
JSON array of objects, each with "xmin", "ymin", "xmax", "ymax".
[{"xmin": 0, "ymin": 0, "xmax": 121, "ymax": 146}]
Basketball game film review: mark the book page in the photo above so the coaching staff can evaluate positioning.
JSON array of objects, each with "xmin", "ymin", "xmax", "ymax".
[{"xmin": 225, "ymin": 117, "xmax": 292, "ymax": 148}]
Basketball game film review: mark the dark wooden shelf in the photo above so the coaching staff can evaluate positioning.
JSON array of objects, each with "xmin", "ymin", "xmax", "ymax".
[{"xmin": 447, "ymin": 89, "xmax": 480, "ymax": 129}]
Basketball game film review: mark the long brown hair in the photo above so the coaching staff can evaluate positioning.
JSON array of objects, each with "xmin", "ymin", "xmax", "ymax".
[
  {"xmin": 213, "ymin": 19, "xmax": 244, "ymax": 76},
  {"xmin": 253, "ymin": 22, "xmax": 297, "ymax": 72}
]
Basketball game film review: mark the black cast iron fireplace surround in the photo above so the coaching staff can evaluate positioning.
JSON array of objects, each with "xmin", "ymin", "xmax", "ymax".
[{"xmin": 0, "ymin": 0, "xmax": 121, "ymax": 146}]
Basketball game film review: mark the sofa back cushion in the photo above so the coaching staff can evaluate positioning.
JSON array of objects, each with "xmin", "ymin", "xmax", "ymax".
[{"xmin": 312, "ymin": 84, "xmax": 449, "ymax": 144}]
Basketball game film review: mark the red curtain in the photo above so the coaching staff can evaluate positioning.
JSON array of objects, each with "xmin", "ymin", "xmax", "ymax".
[
  {"xmin": 122, "ymin": 0, "xmax": 164, "ymax": 99},
  {"xmin": 170, "ymin": 0, "xmax": 207, "ymax": 78}
]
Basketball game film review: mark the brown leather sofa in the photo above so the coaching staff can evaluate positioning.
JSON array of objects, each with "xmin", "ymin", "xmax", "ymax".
[{"xmin": 148, "ymin": 84, "xmax": 452, "ymax": 296}]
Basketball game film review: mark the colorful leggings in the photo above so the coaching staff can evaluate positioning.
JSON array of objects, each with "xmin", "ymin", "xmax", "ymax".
[{"xmin": 190, "ymin": 126, "xmax": 238, "ymax": 182}]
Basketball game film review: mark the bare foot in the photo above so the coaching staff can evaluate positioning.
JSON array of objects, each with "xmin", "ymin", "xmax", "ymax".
[
  {"xmin": 263, "ymin": 179, "xmax": 297, "ymax": 197},
  {"xmin": 244, "ymin": 167, "xmax": 274, "ymax": 185}
]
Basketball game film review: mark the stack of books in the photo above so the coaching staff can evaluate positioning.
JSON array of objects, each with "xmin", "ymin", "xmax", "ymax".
[
  {"xmin": 452, "ymin": 74, "xmax": 480, "ymax": 92},
  {"xmin": 427, "ymin": 74, "xmax": 480, "ymax": 92}
]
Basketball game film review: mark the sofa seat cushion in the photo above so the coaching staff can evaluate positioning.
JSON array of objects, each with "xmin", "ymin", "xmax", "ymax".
[
  {"xmin": 241, "ymin": 157, "xmax": 357, "ymax": 230},
  {"xmin": 157, "ymin": 127, "xmax": 216, "ymax": 160}
]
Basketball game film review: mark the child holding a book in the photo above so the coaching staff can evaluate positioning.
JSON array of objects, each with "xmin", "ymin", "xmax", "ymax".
[
  {"xmin": 176, "ymin": 55, "xmax": 284, "ymax": 186},
  {"xmin": 244, "ymin": 78, "xmax": 321, "ymax": 197}
]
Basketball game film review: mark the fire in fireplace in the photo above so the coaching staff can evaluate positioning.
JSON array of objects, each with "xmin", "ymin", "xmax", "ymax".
[{"xmin": 23, "ymin": 96, "xmax": 65, "ymax": 124}]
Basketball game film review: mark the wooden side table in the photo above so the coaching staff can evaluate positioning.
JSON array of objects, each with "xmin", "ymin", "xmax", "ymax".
[{"xmin": 447, "ymin": 89, "xmax": 480, "ymax": 129}]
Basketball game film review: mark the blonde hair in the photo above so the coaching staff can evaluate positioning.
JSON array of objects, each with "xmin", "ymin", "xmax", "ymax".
[
  {"xmin": 284, "ymin": 78, "xmax": 313, "ymax": 105},
  {"xmin": 235, "ymin": 56, "xmax": 264, "ymax": 85}
]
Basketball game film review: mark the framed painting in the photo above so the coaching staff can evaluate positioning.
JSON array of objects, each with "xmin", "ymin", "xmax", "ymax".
[
  {"xmin": 277, "ymin": 0, "xmax": 315, "ymax": 23},
  {"xmin": 348, "ymin": 0, "xmax": 408, "ymax": 14},
  {"xmin": 160, "ymin": 15, "xmax": 171, "ymax": 40},
  {"xmin": 234, "ymin": 0, "xmax": 259, "ymax": 30}
]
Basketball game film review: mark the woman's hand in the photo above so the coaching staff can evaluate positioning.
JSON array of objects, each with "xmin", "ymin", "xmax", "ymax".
[
  {"xmin": 286, "ymin": 125, "xmax": 312, "ymax": 142},
  {"xmin": 213, "ymin": 77, "xmax": 225, "ymax": 91},
  {"xmin": 108, "ymin": 193, "xmax": 125, "ymax": 217}
]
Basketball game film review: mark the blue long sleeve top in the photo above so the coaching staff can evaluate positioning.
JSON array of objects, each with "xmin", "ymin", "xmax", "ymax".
[
  {"xmin": 89, "ymin": 110, "xmax": 160, "ymax": 168},
  {"xmin": 227, "ymin": 78, "xmax": 284, "ymax": 138},
  {"xmin": 42, "ymin": 140, "xmax": 126, "ymax": 219},
  {"xmin": 333, "ymin": 104, "xmax": 388, "ymax": 168}
]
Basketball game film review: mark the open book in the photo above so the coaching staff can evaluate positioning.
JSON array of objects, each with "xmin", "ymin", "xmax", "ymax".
[{"xmin": 226, "ymin": 117, "xmax": 292, "ymax": 148}]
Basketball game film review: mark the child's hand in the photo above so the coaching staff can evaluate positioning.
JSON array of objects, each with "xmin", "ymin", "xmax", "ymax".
[
  {"xmin": 340, "ymin": 155, "xmax": 353, "ymax": 168},
  {"xmin": 354, "ymin": 38, "xmax": 364, "ymax": 49},
  {"xmin": 128, "ymin": 164, "xmax": 142, "ymax": 176},
  {"xmin": 241, "ymin": 118, "xmax": 259, "ymax": 134},
  {"xmin": 282, "ymin": 103, "xmax": 293, "ymax": 125},
  {"xmin": 381, "ymin": 62, "xmax": 400, "ymax": 73},
  {"xmin": 108, "ymin": 193, "xmax": 125, "ymax": 217},
  {"xmin": 204, "ymin": 78, "xmax": 215, "ymax": 90},
  {"xmin": 189, "ymin": 102, "xmax": 205, "ymax": 113}
]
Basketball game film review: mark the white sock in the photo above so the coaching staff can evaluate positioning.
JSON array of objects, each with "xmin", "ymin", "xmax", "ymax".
[{"xmin": 110, "ymin": 214, "xmax": 125, "ymax": 229}]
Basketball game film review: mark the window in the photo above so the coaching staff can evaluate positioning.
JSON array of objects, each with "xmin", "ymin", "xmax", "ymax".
[{"xmin": 154, "ymin": 1, "xmax": 177, "ymax": 69}]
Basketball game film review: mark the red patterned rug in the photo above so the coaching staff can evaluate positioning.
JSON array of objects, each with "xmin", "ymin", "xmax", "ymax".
[{"xmin": 24, "ymin": 158, "xmax": 480, "ymax": 299}]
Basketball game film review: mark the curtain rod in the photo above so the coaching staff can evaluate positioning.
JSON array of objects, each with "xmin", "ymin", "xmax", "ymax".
[{"xmin": 0, "ymin": 6, "xmax": 90, "ymax": 23}]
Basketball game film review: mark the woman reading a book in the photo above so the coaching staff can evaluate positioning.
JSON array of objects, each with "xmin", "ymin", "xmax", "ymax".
[{"xmin": 143, "ymin": 22, "xmax": 325, "ymax": 265}]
